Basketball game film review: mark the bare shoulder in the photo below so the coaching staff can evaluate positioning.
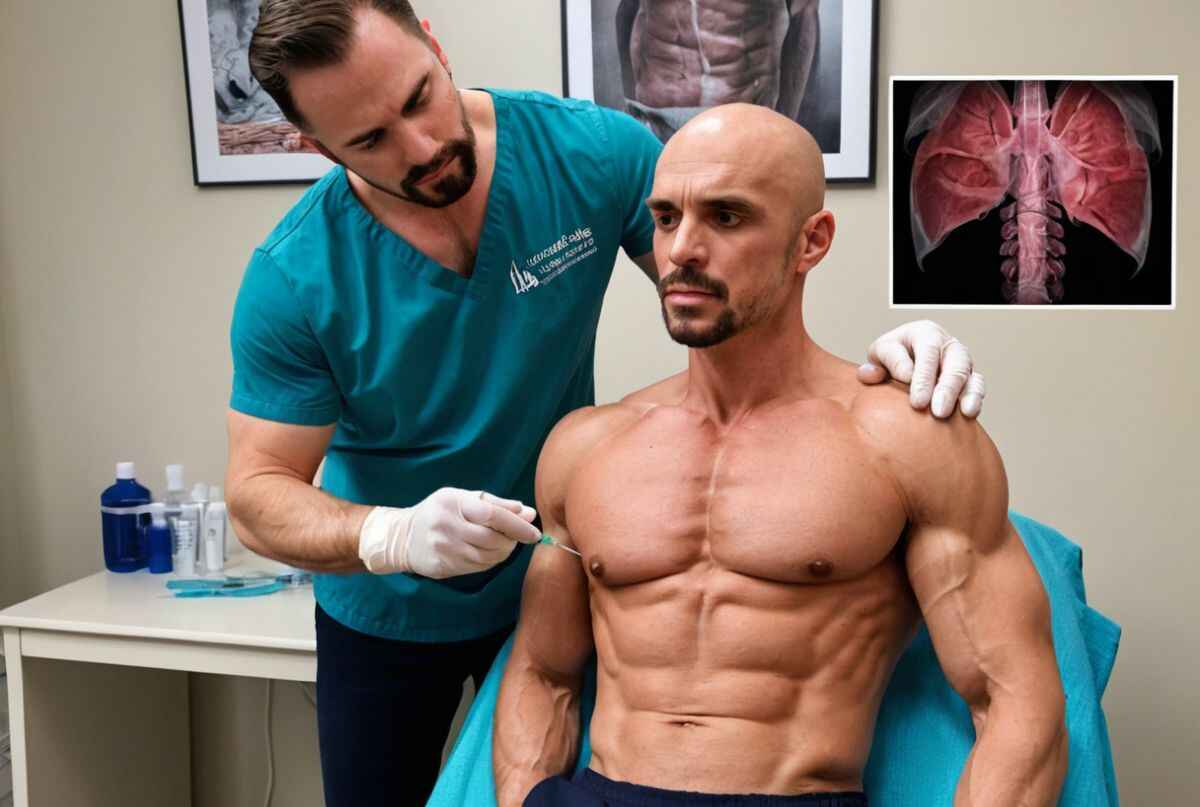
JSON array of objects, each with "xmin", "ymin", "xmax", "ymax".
[
  {"xmin": 536, "ymin": 400, "xmax": 653, "ymax": 517},
  {"xmin": 849, "ymin": 379, "xmax": 990, "ymax": 460},
  {"xmin": 619, "ymin": 370, "xmax": 688, "ymax": 406},
  {"xmin": 848, "ymin": 380, "xmax": 1007, "ymax": 525}
]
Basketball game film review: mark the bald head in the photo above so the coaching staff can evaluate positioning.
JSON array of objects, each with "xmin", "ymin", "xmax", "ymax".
[{"xmin": 661, "ymin": 103, "xmax": 826, "ymax": 220}]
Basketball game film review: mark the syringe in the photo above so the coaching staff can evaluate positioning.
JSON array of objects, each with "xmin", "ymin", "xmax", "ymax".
[{"xmin": 538, "ymin": 533, "xmax": 582, "ymax": 558}]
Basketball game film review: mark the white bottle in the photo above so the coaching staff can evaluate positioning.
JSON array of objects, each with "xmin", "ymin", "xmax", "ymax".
[
  {"xmin": 208, "ymin": 485, "xmax": 232, "ymax": 559},
  {"xmin": 203, "ymin": 502, "xmax": 227, "ymax": 575},
  {"xmin": 164, "ymin": 464, "xmax": 187, "ymax": 506},
  {"xmin": 174, "ymin": 503, "xmax": 201, "ymax": 577},
  {"xmin": 190, "ymin": 483, "xmax": 209, "ymax": 569},
  {"xmin": 163, "ymin": 464, "xmax": 187, "ymax": 548}
]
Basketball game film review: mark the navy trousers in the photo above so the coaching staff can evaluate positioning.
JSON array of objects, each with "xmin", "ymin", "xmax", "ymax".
[
  {"xmin": 525, "ymin": 769, "xmax": 868, "ymax": 807},
  {"xmin": 315, "ymin": 603, "xmax": 511, "ymax": 807}
]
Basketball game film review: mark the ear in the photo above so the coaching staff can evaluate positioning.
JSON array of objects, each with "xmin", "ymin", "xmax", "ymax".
[
  {"xmin": 793, "ymin": 209, "xmax": 836, "ymax": 275},
  {"xmin": 420, "ymin": 18, "xmax": 451, "ymax": 72},
  {"xmin": 304, "ymin": 135, "xmax": 343, "ymax": 167}
]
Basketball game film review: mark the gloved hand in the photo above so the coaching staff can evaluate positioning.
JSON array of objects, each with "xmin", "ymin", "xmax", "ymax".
[
  {"xmin": 856, "ymin": 319, "xmax": 987, "ymax": 419},
  {"xmin": 358, "ymin": 488, "xmax": 541, "ymax": 578}
]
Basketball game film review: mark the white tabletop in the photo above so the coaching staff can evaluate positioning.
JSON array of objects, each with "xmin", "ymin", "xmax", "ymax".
[{"xmin": 0, "ymin": 556, "xmax": 315, "ymax": 653}]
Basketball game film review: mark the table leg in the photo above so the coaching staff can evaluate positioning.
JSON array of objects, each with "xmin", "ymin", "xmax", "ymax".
[
  {"xmin": 4, "ymin": 628, "xmax": 191, "ymax": 806},
  {"xmin": 2, "ymin": 629, "xmax": 27, "ymax": 807}
]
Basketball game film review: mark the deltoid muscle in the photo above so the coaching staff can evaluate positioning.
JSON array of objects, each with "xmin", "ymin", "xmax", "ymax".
[{"xmin": 907, "ymin": 81, "xmax": 1159, "ymax": 303}]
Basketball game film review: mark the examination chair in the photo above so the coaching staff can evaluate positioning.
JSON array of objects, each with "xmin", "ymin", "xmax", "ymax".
[{"xmin": 427, "ymin": 512, "xmax": 1121, "ymax": 807}]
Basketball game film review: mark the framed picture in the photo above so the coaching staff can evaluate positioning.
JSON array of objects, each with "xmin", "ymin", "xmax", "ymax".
[
  {"xmin": 562, "ymin": 0, "xmax": 879, "ymax": 183},
  {"xmin": 177, "ymin": 0, "xmax": 332, "ymax": 185},
  {"xmin": 889, "ymin": 75, "xmax": 1176, "ymax": 308}
]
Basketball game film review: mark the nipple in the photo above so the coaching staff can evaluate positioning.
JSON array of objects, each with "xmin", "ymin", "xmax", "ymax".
[
  {"xmin": 808, "ymin": 559, "xmax": 834, "ymax": 579},
  {"xmin": 589, "ymin": 558, "xmax": 605, "ymax": 578}
]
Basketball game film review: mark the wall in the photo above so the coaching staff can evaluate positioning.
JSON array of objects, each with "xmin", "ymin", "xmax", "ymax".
[{"xmin": 0, "ymin": 1, "xmax": 1195, "ymax": 805}]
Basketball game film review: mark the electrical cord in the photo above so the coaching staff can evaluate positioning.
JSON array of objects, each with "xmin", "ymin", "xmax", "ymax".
[{"xmin": 263, "ymin": 679, "xmax": 275, "ymax": 807}]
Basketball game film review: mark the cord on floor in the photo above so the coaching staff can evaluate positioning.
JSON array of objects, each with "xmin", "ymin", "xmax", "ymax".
[{"xmin": 264, "ymin": 679, "xmax": 275, "ymax": 807}]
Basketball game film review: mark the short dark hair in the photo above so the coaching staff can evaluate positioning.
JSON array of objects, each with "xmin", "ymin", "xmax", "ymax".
[{"xmin": 249, "ymin": 0, "xmax": 424, "ymax": 129}]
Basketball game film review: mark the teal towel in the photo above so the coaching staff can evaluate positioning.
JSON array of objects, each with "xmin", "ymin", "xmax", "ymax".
[{"xmin": 428, "ymin": 512, "xmax": 1120, "ymax": 806}]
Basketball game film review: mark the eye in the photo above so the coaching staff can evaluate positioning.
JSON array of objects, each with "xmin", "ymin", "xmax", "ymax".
[
  {"xmin": 654, "ymin": 212, "xmax": 677, "ymax": 229},
  {"xmin": 360, "ymin": 131, "xmax": 383, "ymax": 151},
  {"xmin": 715, "ymin": 210, "xmax": 742, "ymax": 227}
]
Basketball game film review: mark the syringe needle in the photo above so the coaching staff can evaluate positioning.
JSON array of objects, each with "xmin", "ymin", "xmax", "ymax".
[{"xmin": 539, "ymin": 533, "xmax": 582, "ymax": 558}]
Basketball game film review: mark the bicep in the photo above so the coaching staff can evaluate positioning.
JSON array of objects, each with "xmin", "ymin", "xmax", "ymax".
[
  {"xmin": 906, "ymin": 518, "xmax": 1057, "ymax": 714},
  {"xmin": 890, "ymin": 411, "xmax": 1057, "ymax": 712},
  {"xmin": 508, "ymin": 411, "xmax": 605, "ymax": 679},
  {"xmin": 226, "ymin": 409, "xmax": 335, "ymax": 488}
]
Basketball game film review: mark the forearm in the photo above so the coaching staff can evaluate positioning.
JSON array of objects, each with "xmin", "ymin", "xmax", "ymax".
[
  {"xmin": 227, "ymin": 471, "xmax": 370, "ymax": 573},
  {"xmin": 955, "ymin": 696, "xmax": 1068, "ymax": 807},
  {"xmin": 494, "ymin": 663, "xmax": 583, "ymax": 807}
]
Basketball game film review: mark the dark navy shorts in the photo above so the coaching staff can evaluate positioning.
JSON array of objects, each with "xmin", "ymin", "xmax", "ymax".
[{"xmin": 524, "ymin": 769, "xmax": 868, "ymax": 806}]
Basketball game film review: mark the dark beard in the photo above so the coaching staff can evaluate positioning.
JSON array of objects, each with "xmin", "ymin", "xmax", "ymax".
[
  {"xmin": 657, "ymin": 264, "xmax": 737, "ymax": 347},
  {"xmin": 356, "ymin": 107, "xmax": 479, "ymax": 208},
  {"xmin": 397, "ymin": 135, "xmax": 478, "ymax": 208}
]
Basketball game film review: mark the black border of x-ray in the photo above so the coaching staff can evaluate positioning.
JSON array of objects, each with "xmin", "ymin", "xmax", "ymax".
[{"xmin": 560, "ymin": 0, "xmax": 880, "ymax": 185}]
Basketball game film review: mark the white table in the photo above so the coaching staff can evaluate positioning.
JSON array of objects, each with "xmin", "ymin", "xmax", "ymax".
[{"xmin": 0, "ymin": 561, "xmax": 316, "ymax": 807}]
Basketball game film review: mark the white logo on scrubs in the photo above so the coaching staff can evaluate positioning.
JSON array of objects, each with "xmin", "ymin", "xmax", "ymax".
[
  {"xmin": 510, "ymin": 262, "xmax": 540, "ymax": 294},
  {"xmin": 513, "ymin": 226, "xmax": 598, "ymax": 295}
]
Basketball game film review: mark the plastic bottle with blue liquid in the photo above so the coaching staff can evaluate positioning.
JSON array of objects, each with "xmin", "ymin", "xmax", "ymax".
[{"xmin": 100, "ymin": 461, "xmax": 151, "ymax": 572}]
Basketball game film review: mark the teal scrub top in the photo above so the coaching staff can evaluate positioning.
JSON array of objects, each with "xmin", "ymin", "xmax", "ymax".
[{"xmin": 229, "ymin": 89, "xmax": 662, "ymax": 641}]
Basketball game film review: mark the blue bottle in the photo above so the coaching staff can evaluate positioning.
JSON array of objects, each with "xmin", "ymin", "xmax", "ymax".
[
  {"xmin": 146, "ymin": 503, "xmax": 174, "ymax": 574},
  {"xmin": 100, "ymin": 461, "xmax": 151, "ymax": 572}
]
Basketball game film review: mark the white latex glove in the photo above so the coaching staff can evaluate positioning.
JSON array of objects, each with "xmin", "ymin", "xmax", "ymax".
[
  {"xmin": 856, "ymin": 320, "xmax": 987, "ymax": 419},
  {"xmin": 358, "ymin": 488, "xmax": 540, "ymax": 578}
]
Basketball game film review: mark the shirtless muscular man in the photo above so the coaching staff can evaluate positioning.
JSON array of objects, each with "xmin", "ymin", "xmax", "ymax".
[{"xmin": 493, "ymin": 104, "xmax": 1067, "ymax": 806}]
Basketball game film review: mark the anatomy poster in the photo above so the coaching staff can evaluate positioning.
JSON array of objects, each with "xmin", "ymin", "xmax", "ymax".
[
  {"xmin": 892, "ymin": 78, "xmax": 1171, "ymax": 306},
  {"xmin": 178, "ymin": 0, "xmax": 331, "ymax": 184},
  {"xmin": 891, "ymin": 78, "xmax": 1175, "ymax": 307},
  {"xmin": 564, "ymin": 0, "xmax": 878, "ymax": 181}
]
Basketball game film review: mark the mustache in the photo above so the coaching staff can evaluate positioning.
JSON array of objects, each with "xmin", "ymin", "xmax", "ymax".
[
  {"xmin": 405, "ymin": 139, "xmax": 470, "ymax": 186},
  {"xmin": 657, "ymin": 265, "xmax": 729, "ymax": 301}
]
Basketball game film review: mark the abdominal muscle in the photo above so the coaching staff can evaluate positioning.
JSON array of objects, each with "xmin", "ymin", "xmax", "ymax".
[
  {"xmin": 584, "ymin": 562, "xmax": 919, "ymax": 795},
  {"xmin": 631, "ymin": 0, "xmax": 789, "ymax": 108}
]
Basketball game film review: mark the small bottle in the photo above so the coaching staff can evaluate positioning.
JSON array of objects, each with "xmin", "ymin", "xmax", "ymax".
[
  {"xmin": 208, "ymin": 484, "xmax": 232, "ymax": 559},
  {"xmin": 100, "ymin": 462, "xmax": 151, "ymax": 573},
  {"xmin": 203, "ymin": 502, "xmax": 227, "ymax": 575},
  {"xmin": 164, "ymin": 464, "xmax": 187, "ymax": 506},
  {"xmin": 174, "ymin": 503, "xmax": 201, "ymax": 577},
  {"xmin": 146, "ymin": 503, "xmax": 173, "ymax": 574},
  {"xmin": 190, "ymin": 483, "xmax": 210, "ymax": 570},
  {"xmin": 163, "ymin": 464, "xmax": 187, "ymax": 552}
]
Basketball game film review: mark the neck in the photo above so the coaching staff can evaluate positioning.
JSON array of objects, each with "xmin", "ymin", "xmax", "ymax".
[{"xmin": 681, "ymin": 298, "xmax": 832, "ymax": 426}]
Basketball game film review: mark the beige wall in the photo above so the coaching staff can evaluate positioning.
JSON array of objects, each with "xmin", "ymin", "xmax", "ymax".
[{"xmin": 0, "ymin": 1, "xmax": 1194, "ymax": 805}]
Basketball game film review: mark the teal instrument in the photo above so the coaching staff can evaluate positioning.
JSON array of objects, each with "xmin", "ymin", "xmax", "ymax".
[
  {"xmin": 173, "ymin": 581, "xmax": 287, "ymax": 598},
  {"xmin": 538, "ymin": 533, "xmax": 582, "ymax": 558},
  {"xmin": 166, "ymin": 572, "xmax": 313, "ymax": 598}
]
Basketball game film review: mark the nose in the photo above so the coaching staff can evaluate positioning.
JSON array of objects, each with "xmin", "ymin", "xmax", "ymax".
[
  {"xmin": 666, "ymin": 215, "xmax": 708, "ymax": 269},
  {"xmin": 396, "ymin": 121, "xmax": 441, "ymax": 168}
]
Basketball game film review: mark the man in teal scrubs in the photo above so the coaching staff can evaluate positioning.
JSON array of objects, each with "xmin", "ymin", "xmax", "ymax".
[{"xmin": 225, "ymin": 2, "xmax": 987, "ymax": 805}]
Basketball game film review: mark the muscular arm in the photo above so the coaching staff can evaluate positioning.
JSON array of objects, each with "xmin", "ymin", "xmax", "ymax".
[
  {"xmin": 892, "ymin": 410, "xmax": 1067, "ymax": 806},
  {"xmin": 224, "ymin": 409, "xmax": 369, "ymax": 572},
  {"xmin": 494, "ymin": 410, "xmax": 600, "ymax": 806},
  {"xmin": 776, "ymin": 0, "xmax": 820, "ymax": 121},
  {"xmin": 615, "ymin": 0, "xmax": 641, "ymax": 100}
]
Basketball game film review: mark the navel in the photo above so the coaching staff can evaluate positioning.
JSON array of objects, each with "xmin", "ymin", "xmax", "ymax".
[{"xmin": 808, "ymin": 559, "xmax": 834, "ymax": 579}]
